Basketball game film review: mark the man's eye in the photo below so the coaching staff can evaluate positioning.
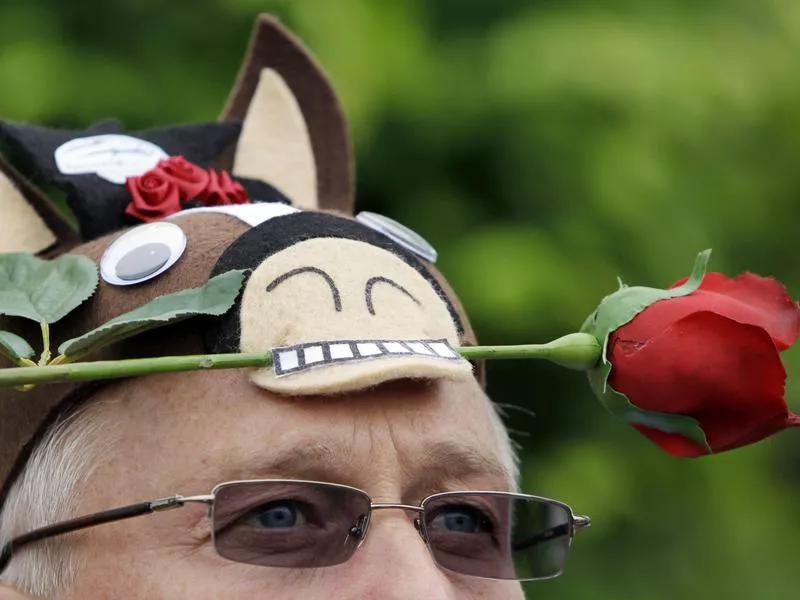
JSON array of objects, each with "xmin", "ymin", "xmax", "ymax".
[
  {"xmin": 244, "ymin": 500, "xmax": 309, "ymax": 529},
  {"xmin": 429, "ymin": 505, "xmax": 494, "ymax": 534}
]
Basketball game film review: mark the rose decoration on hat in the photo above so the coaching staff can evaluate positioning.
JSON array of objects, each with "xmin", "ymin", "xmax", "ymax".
[
  {"xmin": 581, "ymin": 250, "xmax": 800, "ymax": 457},
  {"xmin": 1, "ymin": 247, "xmax": 798, "ymax": 460},
  {"xmin": 125, "ymin": 156, "xmax": 249, "ymax": 222}
]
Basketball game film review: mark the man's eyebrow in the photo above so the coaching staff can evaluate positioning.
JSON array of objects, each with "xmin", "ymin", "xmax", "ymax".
[
  {"xmin": 212, "ymin": 440, "xmax": 510, "ymax": 492},
  {"xmin": 412, "ymin": 440, "xmax": 512, "ymax": 492},
  {"xmin": 218, "ymin": 441, "xmax": 356, "ymax": 483}
]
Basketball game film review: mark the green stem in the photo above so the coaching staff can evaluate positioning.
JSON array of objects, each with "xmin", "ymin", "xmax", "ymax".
[
  {"xmin": 0, "ymin": 352, "xmax": 273, "ymax": 387},
  {"xmin": 38, "ymin": 322, "xmax": 51, "ymax": 366},
  {"xmin": 459, "ymin": 333, "xmax": 602, "ymax": 370},
  {"xmin": 0, "ymin": 333, "xmax": 602, "ymax": 388}
]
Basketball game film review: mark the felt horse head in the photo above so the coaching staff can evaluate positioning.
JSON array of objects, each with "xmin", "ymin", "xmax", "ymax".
[{"xmin": 0, "ymin": 15, "xmax": 482, "ymax": 501}]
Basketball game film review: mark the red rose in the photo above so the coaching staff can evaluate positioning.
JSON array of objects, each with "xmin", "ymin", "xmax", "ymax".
[
  {"xmin": 124, "ymin": 157, "xmax": 251, "ymax": 222},
  {"xmin": 158, "ymin": 156, "xmax": 211, "ymax": 199},
  {"xmin": 607, "ymin": 272, "xmax": 800, "ymax": 457},
  {"xmin": 124, "ymin": 171, "xmax": 182, "ymax": 222},
  {"xmin": 197, "ymin": 169, "xmax": 248, "ymax": 206}
]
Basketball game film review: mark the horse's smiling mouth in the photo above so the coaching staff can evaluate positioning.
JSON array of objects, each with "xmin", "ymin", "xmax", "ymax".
[{"xmin": 272, "ymin": 338, "xmax": 460, "ymax": 377}]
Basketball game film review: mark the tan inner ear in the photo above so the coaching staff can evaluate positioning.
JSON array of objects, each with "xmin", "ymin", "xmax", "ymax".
[
  {"xmin": 0, "ymin": 171, "xmax": 56, "ymax": 254},
  {"xmin": 232, "ymin": 68, "xmax": 318, "ymax": 210}
]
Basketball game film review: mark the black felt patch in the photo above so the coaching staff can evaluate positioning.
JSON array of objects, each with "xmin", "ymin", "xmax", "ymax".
[
  {"xmin": 0, "ymin": 120, "xmax": 244, "ymax": 240},
  {"xmin": 235, "ymin": 176, "xmax": 291, "ymax": 205},
  {"xmin": 204, "ymin": 212, "xmax": 465, "ymax": 353}
]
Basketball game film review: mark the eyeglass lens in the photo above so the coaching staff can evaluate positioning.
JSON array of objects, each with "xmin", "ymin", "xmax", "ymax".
[
  {"xmin": 211, "ymin": 481, "xmax": 572, "ymax": 581},
  {"xmin": 213, "ymin": 481, "xmax": 371, "ymax": 569},
  {"xmin": 421, "ymin": 492, "xmax": 572, "ymax": 580}
]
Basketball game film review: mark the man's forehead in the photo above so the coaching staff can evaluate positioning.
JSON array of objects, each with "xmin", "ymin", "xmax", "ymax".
[{"xmin": 100, "ymin": 370, "xmax": 509, "ymax": 493}]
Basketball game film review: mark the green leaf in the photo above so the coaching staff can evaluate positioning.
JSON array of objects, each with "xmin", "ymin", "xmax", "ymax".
[
  {"xmin": 0, "ymin": 330, "xmax": 35, "ymax": 361},
  {"xmin": 58, "ymin": 270, "xmax": 246, "ymax": 360},
  {"xmin": 587, "ymin": 360, "xmax": 711, "ymax": 452},
  {"xmin": 581, "ymin": 249, "xmax": 711, "ymax": 365},
  {"xmin": 0, "ymin": 253, "xmax": 99, "ymax": 324}
]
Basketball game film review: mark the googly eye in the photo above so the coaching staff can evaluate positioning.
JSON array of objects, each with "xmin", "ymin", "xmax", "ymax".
[
  {"xmin": 355, "ymin": 212, "xmax": 438, "ymax": 263},
  {"xmin": 100, "ymin": 222, "xmax": 187, "ymax": 286}
]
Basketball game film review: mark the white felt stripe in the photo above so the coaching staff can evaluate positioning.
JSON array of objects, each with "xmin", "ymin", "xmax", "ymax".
[
  {"xmin": 170, "ymin": 203, "xmax": 299, "ymax": 227},
  {"xmin": 54, "ymin": 134, "xmax": 168, "ymax": 184},
  {"xmin": 271, "ymin": 339, "xmax": 461, "ymax": 377}
]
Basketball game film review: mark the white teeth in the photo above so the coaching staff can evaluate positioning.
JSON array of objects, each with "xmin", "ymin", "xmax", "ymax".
[
  {"xmin": 356, "ymin": 342, "xmax": 382, "ymax": 357},
  {"xmin": 406, "ymin": 342, "xmax": 433, "ymax": 355},
  {"xmin": 272, "ymin": 339, "xmax": 461, "ymax": 377},
  {"xmin": 303, "ymin": 346, "xmax": 325, "ymax": 364},
  {"xmin": 429, "ymin": 342, "xmax": 457, "ymax": 358},
  {"xmin": 277, "ymin": 350, "xmax": 299, "ymax": 371},
  {"xmin": 328, "ymin": 343, "xmax": 354, "ymax": 360},
  {"xmin": 383, "ymin": 342, "xmax": 411, "ymax": 354}
]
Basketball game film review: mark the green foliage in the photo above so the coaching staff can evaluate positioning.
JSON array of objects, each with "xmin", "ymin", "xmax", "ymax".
[
  {"xmin": 2, "ymin": 1, "xmax": 800, "ymax": 597},
  {"xmin": 58, "ymin": 270, "xmax": 246, "ymax": 360},
  {"xmin": 0, "ymin": 330, "xmax": 35, "ymax": 361},
  {"xmin": 0, "ymin": 253, "xmax": 97, "ymax": 323}
]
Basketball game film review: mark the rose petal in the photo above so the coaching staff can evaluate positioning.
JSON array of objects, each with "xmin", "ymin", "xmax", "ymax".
[
  {"xmin": 125, "ymin": 174, "xmax": 182, "ymax": 222},
  {"xmin": 159, "ymin": 156, "xmax": 210, "ymax": 199},
  {"xmin": 198, "ymin": 169, "xmax": 248, "ymax": 206},
  {"xmin": 630, "ymin": 425, "xmax": 709, "ymax": 458},
  {"xmin": 668, "ymin": 272, "xmax": 799, "ymax": 350},
  {"xmin": 609, "ymin": 311, "xmax": 790, "ymax": 454}
]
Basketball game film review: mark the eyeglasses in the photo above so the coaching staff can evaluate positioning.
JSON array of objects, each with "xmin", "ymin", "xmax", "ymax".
[{"xmin": 0, "ymin": 479, "xmax": 590, "ymax": 581}]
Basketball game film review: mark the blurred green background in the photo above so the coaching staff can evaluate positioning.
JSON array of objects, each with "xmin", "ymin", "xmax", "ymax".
[{"xmin": 2, "ymin": 0, "xmax": 800, "ymax": 597}]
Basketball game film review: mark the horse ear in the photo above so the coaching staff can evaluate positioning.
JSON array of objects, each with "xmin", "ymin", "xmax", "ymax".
[
  {"xmin": 0, "ymin": 155, "xmax": 79, "ymax": 256},
  {"xmin": 221, "ymin": 15, "xmax": 355, "ymax": 214}
]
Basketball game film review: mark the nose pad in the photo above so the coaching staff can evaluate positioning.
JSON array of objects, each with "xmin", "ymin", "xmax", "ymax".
[
  {"xmin": 349, "ymin": 514, "xmax": 370, "ymax": 541},
  {"xmin": 413, "ymin": 517, "xmax": 426, "ymax": 541}
]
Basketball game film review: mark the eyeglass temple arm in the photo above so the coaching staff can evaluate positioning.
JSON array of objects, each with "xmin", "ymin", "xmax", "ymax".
[
  {"xmin": 511, "ymin": 514, "xmax": 591, "ymax": 553},
  {"xmin": 0, "ymin": 495, "xmax": 201, "ymax": 574}
]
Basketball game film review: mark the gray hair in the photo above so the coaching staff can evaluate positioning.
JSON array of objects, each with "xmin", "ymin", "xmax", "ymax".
[
  {"xmin": 0, "ymin": 400, "xmax": 118, "ymax": 597},
  {"xmin": 0, "ymin": 390, "xmax": 518, "ymax": 596}
]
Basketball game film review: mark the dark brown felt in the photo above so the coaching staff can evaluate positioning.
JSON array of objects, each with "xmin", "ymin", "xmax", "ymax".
[
  {"xmin": 0, "ymin": 155, "xmax": 80, "ymax": 256},
  {"xmin": 0, "ymin": 213, "xmax": 250, "ymax": 495},
  {"xmin": 220, "ymin": 15, "xmax": 355, "ymax": 215},
  {"xmin": 423, "ymin": 260, "xmax": 486, "ymax": 386},
  {"xmin": 0, "ymin": 16, "xmax": 485, "ymax": 502}
]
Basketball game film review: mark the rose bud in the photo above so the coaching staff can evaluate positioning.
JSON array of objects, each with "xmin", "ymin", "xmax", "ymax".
[
  {"xmin": 157, "ymin": 155, "xmax": 211, "ymax": 199},
  {"xmin": 198, "ymin": 169, "xmax": 248, "ymax": 206},
  {"xmin": 124, "ymin": 170, "xmax": 182, "ymax": 222},
  {"xmin": 581, "ymin": 250, "xmax": 800, "ymax": 457}
]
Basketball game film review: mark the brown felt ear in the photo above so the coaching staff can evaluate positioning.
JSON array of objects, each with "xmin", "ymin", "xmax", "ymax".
[
  {"xmin": 221, "ymin": 15, "xmax": 355, "ymax": 214},
  {"xmin": 0, "ymin": 156, "xmax": 80, "ymax": 256}
]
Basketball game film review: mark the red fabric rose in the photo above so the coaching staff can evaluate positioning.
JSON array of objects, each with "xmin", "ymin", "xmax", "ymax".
[
  {"xmin": 196, "ymin": 169, "xmax": 248, "ymax": 206},
  {"xmin": 158, "ymin": 156, "xmax": 210, "ymax": 199},
  {"xmin": 124, "ymin": 171, "xmax": 182, "ymax": 222},
  {"xmin": 608, "ymin": 272, "xmax": 800, "ymax": 457},
  {"xmin": 124, "ymin": 157, "xmax": 251, "ymax": 222}
]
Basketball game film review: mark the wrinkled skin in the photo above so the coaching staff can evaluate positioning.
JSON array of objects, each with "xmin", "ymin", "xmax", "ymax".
[{"xmin": 1, "ymin": 370, "xmax": 523, "ymax": 599}]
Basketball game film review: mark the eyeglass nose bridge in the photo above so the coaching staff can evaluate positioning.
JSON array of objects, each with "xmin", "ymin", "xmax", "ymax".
[{"xmin": 349, "ymin": 503, "xmax": 427, "ymax": 545}]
